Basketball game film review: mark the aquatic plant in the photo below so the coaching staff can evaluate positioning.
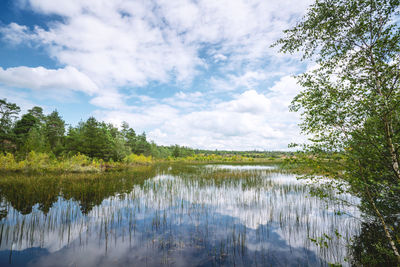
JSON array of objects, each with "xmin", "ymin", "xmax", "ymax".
[{"xmin": 0, "ymin": 164, "xmax": 360, "ymax": 266}]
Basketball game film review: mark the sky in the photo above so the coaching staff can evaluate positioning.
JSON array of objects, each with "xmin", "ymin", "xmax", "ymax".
[{"xmin": 0, "ymin": 0, "xmax": 313, "ymax": 151}]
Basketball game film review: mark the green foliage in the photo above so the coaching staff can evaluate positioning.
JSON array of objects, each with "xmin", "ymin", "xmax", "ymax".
[
  {"xmin": 13, "ymin": 113, "xmax": 38, "ymax": 153},
  {"xmin": 172, "ymin": 145, "xmax": 180, "ymax": 157},
  {"xmin": 23, "ymin": 151, "xmax": 52, "ymax": 171},
  {"xmin": 275, "ymin": 0, "xmax": 400, "ymax": 264},
  {"xmin": 22, "ymin": 127, "xmax": 49, "ymax": 154},
  {"xmin": 352, "ymin": 220, "xmax": 399, "ymax": 266},
  {"xmin": 0, "ymin": 102, "xmax": 288, "ymax": 173},
  {"xmin": 28, "ymin": 106, "xmax": 45, "ymax": 124},
  {"xmin": 123, "ymin": 154, "xmax": 153, "ymax": 165},
  {"xmin": 131, "ymin": 132, "xmax": 151, "ymax": 155},
  {"xmin": 73, "ymin": 117, "xmax": 114, "ymax": 159},
  {"xmin": 65, "ymin": 117, "xmax": 129, "ymax": 161},
  {"xmin": 44, "ymin": 110, "xmax": 65, "ymax": 155},
  {"xmin": 0, "ymin": 153, "xmax": 18, "ymax": 171},
  {"xmin": 0, "ymin": 99, "xmax": 20, "ymax": 153}
]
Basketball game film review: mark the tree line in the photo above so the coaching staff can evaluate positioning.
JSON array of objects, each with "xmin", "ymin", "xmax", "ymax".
[{"xmin": 0, "ymin": 99, "xmax": 195, "ymax": 161}]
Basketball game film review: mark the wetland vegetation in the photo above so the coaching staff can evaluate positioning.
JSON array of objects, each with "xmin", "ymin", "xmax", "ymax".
[
  {"xmin": 0, "ymin": 164, "xmax": 362, "ymax": 266},
  {"xmin": 0, "ymin": 98, "xmax": 289, "ymax": 173},
  {"xmin": 0, "ymin": 0, "xmax": 399, "ymax": 266}
]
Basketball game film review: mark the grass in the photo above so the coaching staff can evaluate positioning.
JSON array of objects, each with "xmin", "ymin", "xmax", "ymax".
[
  {"xmin": 0, "ymin": 152, "xmax": 154, "ymax": 173},
  {"xmin": 0, "ymin": 162, "xmax": 359, "ymax": 266},
  {"xmin": 163, "ymin": 154, "xmax": 285, "ymax": 164},
  {"xmin": 0, "ymin": 151, "xmax": 287, "ymax": 174}
]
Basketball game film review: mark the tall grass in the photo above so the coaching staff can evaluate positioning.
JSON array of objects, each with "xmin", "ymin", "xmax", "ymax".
[
  {"xmin": 0, "ymin": 163, "xmax": 360, "ymax": 266},
  {"xmin": 0, "ymin": 152, "xmax": 153, "ymax": 173}
]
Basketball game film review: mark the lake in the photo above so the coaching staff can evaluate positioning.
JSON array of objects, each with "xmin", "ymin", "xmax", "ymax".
[{"xmin": 0, "ymin": 164, "xmax": 360, "ymax": 266}]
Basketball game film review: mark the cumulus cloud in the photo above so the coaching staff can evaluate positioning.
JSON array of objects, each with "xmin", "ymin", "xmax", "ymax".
[
  {"xmin": 2, "ymin": 1, "xmax": 201, "ymax": 88},
  {"xmin": 211, "ymin": 71, "xmax": 272, "ymax": 92},
  {"xmin": 0, "ymin": 66, "xmax": 99, "ymax": 95},
  {"xmin": 2, "ymin": 0, "xmax": 311, "ymax": 88},
  {"xmin": 0, "ymin": 23, "xmax": 35, "ymax": 44},
  {"xmin": 89, "ymin": 91, "xmax": 128, "ymax": 109},
  {"xmin": 0, "ymin": 0, "xmax": 313, "ymax": 149},
  {"xmin": 217, "ymin": 90, "xmax": 270, "ymax": 114},
  {"xmin": 97, "ymin": 79, "xmax": 304, "ymax": 150}
]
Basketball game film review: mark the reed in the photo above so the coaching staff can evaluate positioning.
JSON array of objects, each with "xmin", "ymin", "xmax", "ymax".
[{"xmin": 0, "ymin": 163, "xmax": 360, "ymax": 266}]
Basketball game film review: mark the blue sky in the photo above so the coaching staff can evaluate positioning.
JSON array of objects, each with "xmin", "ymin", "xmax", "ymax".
[{"xmin": 0, "ymin": 0, "xmax": 312, "ymax": 150}]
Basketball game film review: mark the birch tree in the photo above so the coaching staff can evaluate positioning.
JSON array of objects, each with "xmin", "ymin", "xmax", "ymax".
[{"xmin": 274, "ymin": 0, "xmax": 400, "ymax": 263}]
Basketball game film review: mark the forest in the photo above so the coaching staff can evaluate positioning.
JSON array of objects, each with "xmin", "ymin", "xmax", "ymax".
[
  {"xmin": 0, "ymin": 98, "xmax": 289, "ymax": 172},
  {"xmin": 0, "ymin": 99, "xmax": 199, "ymax": 160}
]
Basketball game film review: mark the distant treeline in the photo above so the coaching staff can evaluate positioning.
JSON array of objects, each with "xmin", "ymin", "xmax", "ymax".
[
  {"xmin": 192, "ymin": 150, "xmax": 292, "ymax": 158},
  {"xmin": 0, "ymin": 99, "xmax": 289, "ymax": 161}
]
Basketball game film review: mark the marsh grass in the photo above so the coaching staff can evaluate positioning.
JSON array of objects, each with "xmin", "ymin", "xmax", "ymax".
[
  {"xmin": 163, "ymin": 154, "xmax": 285, "ymax": 164},
  {"xmin": 0, "ymin": 151, "xmax": 283, "ymax": 174},
  {"xmin": 0, "ymin": 163, "xmax": 360, "ymax": 266},
  {"xmin": 0, "ymin": 152, "xmax": 154, "ymax": 173}
]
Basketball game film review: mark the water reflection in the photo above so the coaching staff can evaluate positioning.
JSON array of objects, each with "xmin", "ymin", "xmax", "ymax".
[
  {"xmin": 0, "ymin": 165, "xmax": 360, "ymax": 266},
  {"xmin": 205, "ymin": 165, "xmax": 276, "ymax": 170}
]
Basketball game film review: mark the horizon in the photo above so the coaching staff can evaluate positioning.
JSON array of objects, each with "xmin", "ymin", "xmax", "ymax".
[{"xmin": 0, "ymin": 0, "xmax": 312, "ymax": 150}]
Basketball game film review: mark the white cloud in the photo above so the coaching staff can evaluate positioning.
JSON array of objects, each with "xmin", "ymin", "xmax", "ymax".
[
  {"xmin": 213, "ymin": 54, "xmax": 227, "ymax": 62},
  {"xmin": 0, "ymin": 0, "xmax": 314, "ymax": 149},
  {"xmin": 3, "ymin": 2, "xmax": 201, "ymax": 88},
  {"xmin": 0, "ymin": 66, "xmax": 99, "ymax": 95},
  {"xmin": 89, "ymin": 91, "xmax": 128, "ymax": 109},
  {"xmin": 27, "ymin": 0, "xmax": 83, "ymax": 16},
  {"xmin": 0, "ymin": 23, "xmax": 35, "ymax": 44},
  {"xmin": 98, "ymin": 80, "xmax": 304, "ymax": 150},
  {"xmin": 2, "ymin": 0, "xmax": 312, "ymax": 89},
  {"xmin": 217, "ymin": 90, "xmax": 270, "ymax": 114},
  {"xmin": 211, "ymin": 71, "xmax": 271, "ymax": 92},
  {"xmin": 0, "ymin": 86, "xmax": 40, "ymax": 114},
  {"xmin": 161, "ymin": 91, "xmax": 206, "ymax": 109}
]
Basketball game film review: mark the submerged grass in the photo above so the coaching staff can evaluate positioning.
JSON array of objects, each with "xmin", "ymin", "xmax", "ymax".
[
  {"xmin": 0, "ymin": 162, "xmax": 359, "ymax": 266},
  {"xmin": 0, "ymin": 164, "xmax": 162, "ymax": 215}
]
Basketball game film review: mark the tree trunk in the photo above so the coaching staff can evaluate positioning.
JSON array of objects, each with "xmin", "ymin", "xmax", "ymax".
[
  {"xmin": 359, "ymin": 162, "xmax": 400, "ymax": 263},
  {"xmin": 365, "ymin": 185, "xmax": 400, "ymax": 263},
  {"xmin": 369, "ymin": 50, "xmax": 400, "ymax": 180},
  {"xmin": 384, "ymin": 119, "xmax": 400, "ymax": 181}
]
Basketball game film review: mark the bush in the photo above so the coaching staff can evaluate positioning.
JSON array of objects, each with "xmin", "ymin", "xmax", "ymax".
[
  {"xmin": 123, "ymin": 154, "xmax": 152, "ymax": 165},
  {"xmin": 20, "ymin": 151, "xmax": 53, "ymax": 171},
  {"xmin": 0, "ymin": 153, "xmax": 18, "ymax": 171}
]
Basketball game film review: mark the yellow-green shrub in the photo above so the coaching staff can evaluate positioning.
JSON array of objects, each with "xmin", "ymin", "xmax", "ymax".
[
  {"xmin": 21, "ymin": 151, "xmax": 53, "ymax": 171},
  {"xmin": 0, "ymin": 153, "xmax": 18, "ymax": 171},
  {"xmin": 69, "ymin": 153, "xmax": 91, "ymax": 166},
  {"xmin": 123, "ymin": 154, "xmax": 152, "ymax": 165}
]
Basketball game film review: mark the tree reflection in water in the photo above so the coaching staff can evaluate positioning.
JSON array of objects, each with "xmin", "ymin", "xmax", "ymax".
[{"xmin": 0, "ymin": 164, "xmax": 361, "ymax": 266}]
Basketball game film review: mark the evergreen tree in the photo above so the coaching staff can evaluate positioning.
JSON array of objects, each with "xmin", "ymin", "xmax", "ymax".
[
  {"xmin": 0, "ymin": 99, "xmax": 20, "ymax": 153},
  {"xmin": 23, "ymin": 127, "xmax": 49, "ymax": 153},
  {"xmin": 14, "ymin": 113, "xmax": 39, "ymax": 153},
  {"xmin": 121, "ymin": 121, "xmax": 137, "ymax": 153},
  {"xmin": 45, "ymin": 110, "xmax": 65, "ymax": 155}
]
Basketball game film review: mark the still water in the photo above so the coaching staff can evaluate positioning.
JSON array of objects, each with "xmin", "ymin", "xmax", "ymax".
[{"xmin": 0, "ymin": 164, "xmax": 360, "ymax": 266}]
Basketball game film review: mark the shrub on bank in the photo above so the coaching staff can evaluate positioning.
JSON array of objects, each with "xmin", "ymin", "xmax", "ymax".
[
  {"xmin": 0, "ymin": 153, "xmax": 18, "ymax": 171},
  {"xmin": 165, "ymin": 154, "xmax": 256, "ymax": 163},
  {"xmin": 123, "ymin": 154, "xmax": 153, "ymax": 165},
  {"xmin": 0, "ymin": 151, "xmax": 103, "ymax": 173}
]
